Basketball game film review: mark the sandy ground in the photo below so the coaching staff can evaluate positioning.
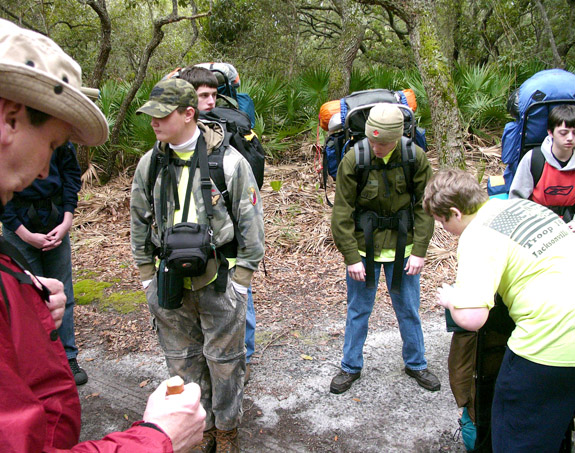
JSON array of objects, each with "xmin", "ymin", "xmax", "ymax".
[{"xmin": 77, "ymin": 310, "xmax": 466, "ymax": 452}]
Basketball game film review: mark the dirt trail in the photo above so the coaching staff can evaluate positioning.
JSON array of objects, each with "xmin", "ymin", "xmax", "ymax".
[{"xmin": 78, "ymin": 310, "xmax": 466, "ymax": 452}]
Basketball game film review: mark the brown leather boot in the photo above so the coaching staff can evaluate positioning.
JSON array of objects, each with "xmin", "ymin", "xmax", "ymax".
[
  {"xmin": 190, "ymin": 426, "xmax": 216, "ymax": 452},
  {"xmin": 215, "ymin": 428, "xmax": 239, "ymax": 453}
]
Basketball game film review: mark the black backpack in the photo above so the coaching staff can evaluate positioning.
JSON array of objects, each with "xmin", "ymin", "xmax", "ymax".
[
  {"xmin": 200, "ymin": 106, "xmax": 265, "ymax": 190},
  {"xmin": 528, "ymin": 145, "xmax": 575, "ymax": 222},
  {"xmin": 351, "ymin": 136, "xmax": 418, "ymax": 294},
  {"xmin": 145, "ymin": 122, "xmax": 262, "ymax": 255}
]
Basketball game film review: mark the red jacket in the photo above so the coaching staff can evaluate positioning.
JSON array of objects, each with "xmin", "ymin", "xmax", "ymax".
[{"xmin": 0, "ymin": 250, "xmax": 173, "ymax": 452}]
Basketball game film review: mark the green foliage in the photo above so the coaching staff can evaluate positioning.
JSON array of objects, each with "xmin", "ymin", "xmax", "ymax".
[
  {"xmin": 453, "ymin": 63, "xmax": 513, "ymax": 133},
  {"xmin": 74, "ymin": 279, "xmax": 112, "ymax": 306},
  {"xmin": 241, "ymin": 71, "xmax": 322, "ymax": 156},
  {"xmin": 204, "ymin": 0, "xmax": 255, "ymax": 45},
  {"xmin": 349, "ymin": 68, "xmax": 373, "ymax": 93},
  {"xmin": 270, "ymin": 180, "xmax": 283, "ymax": 191},
  {"xmin": 91, "ymin": 76, "xmax": 161, "ymax": 167},
  {"xmin": 508, "ymin": 60, "xmax": 548, "ymax": 87},
  {"xmin": 298, "ymin": 67, "xmax": 331, "ymax": 113},
  {"xmin": 103, "ymin": 291, "xmax": 147, "ymax": 314}
]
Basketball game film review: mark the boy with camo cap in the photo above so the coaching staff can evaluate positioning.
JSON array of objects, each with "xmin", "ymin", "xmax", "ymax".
[{"xmin": 130, "ymin": 77, "xmax": 264, "ymax": 453}]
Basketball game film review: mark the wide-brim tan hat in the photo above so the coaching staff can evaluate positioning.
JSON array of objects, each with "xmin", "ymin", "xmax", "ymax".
[{"xmin": 0, "ymin": 19, "xmax": 108, "ymax": 146}]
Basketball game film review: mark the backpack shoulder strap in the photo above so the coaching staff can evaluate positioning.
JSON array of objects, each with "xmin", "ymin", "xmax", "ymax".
[
  {"xmin": 207, "ymin": 138, "xmax": 247, "ymax": 249},
  {"xmin": 529, "ymin": 146, "xmax": 545, "ymax": 188},
  {"xmin": 400, "ymin": 136, "xmax": 417, "ymax": 198},
  {"xmin": 147, "ymin": 142, "xmax": 162, "ymax": 201},
  {"xmin": 196, "ymin": 133, "xmax": 213, "ymax": 221},
  {"xmin": 207, "ymin": 142, "xmax": 228, "ymax": 207},
  {"xmin": 0, "ymin": 236, "xmax": 33, "ymax": 274},
  {"xmin": 354, "ymin": 137, "xmax": 371, "ymax": 196}
]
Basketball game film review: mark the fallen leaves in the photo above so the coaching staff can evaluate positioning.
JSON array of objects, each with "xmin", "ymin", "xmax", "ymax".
[{"xmin": 72, "ymin": 148, "xmax": 482, "ymax": 357}]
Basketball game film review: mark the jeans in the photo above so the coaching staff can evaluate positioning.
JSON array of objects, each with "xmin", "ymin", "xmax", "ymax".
[
  {"xmin": 245, "ymin": 286, "xmax": 255, "ymax": 364},
  {"xmin": 341, "ymin": 256, "xmax": 426, "ymax": 373},
  {"xmin": 3, "ymin": 229, "xmax": 78, "ymax": 359}
]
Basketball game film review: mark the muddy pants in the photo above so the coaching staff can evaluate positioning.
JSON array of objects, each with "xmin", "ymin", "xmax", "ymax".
[{"xmin": 147, "ymin": 269, "xmax": 247, "ymax": 431}]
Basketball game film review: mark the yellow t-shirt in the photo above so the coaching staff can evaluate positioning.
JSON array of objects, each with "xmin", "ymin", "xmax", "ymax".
[
  {"xmin": 454, "ymin": 198, "xmax": 575, "ymax": 366},
  {"xmin": 172, "ymin": 149, "xmax": 233, "ymax": 289}
]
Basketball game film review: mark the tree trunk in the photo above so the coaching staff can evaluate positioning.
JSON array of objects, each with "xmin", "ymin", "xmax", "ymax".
[
  {"xmin": 75, "ymin": 0, "xmax": 112, "ymax": 175},
  {"xmin": 327, "ymin": 0, "xmax": 365, "ymax": 99},
  {"xmin": 357, "ymin": 0, "xmax": 465, "ymax": 168},
  {"xmin": 85, "ymin": 0, "xmax": 112, "ymax": 87},
  {"xmin": 104, "ymin": 4, "xmax": 211, "ymax": 179},
  {"xmin": 534, "ymin": 0, "xmax": 564, "ymax": 68},
  {"xmin": 409, "ymin": 2, "xmax": 465, "ymax": 168}
]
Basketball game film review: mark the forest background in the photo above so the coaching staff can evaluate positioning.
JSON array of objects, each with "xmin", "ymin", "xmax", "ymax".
[
  {"xmin": 2, "ymin": 5, "xmax": 575, "ymax": 446},
  {"xmin": 2, "ymin": 0, "xmax": 575, "ymax": 181}
]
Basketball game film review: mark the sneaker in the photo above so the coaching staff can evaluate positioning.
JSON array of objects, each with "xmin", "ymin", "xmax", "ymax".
[
  {"xmin": 404, "ymin": 367, "xmax": 441, "ymax": 391},
  {"xmin": 68, "ymin": 358, "xmax": 88, "ymax": 386},
  {"xmin": 215, "ymin": 428, "xmax": 239, "ymax": 453},
  {"xmin": 244, "ymin": 364, "xmax": 251, "ymax": 385},
  {"xmin": 190, "ymin": 427, "xmax": 216, "ymax": 453},
  {"xmin": 330, "ymin": 369, "xmax": 361, "ymax": 394}
]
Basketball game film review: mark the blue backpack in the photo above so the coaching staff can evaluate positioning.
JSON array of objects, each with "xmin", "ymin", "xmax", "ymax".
[{"xmin": 492, "ymin": 69, "xmax": 575, "ymax": 195}]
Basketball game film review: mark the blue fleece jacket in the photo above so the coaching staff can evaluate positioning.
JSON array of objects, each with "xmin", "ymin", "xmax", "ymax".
[{"xmin": 1, "ymin": 142, "xmax": 81, "ymax": 232}]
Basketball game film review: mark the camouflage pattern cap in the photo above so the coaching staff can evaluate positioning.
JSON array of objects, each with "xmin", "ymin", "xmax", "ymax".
[{"xmin": 137, "ymin": 78, "xmax": 198, "ymax": 118}]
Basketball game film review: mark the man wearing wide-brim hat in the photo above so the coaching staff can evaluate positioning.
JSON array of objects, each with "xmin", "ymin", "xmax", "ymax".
[{"xmin": 0, "ymin": 18, "xmax": 205, "ymax": 452}]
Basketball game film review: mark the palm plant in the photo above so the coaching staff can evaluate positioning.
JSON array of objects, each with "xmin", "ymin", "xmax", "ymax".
[
  {"xmin": 453, "ymin": 63, "xmax": 513, "ymax": 135},
  {"xmin": 511, "ymin": 60, "xmax": 548, "ymax": 87},
  {"xmin": 348, "ymin": 67, "xmax": 373, "ymax": 94},
  {"xmin": 364, "ymin": 66, "xmax": 399, "ymax": 91},
  {"xmin": 395, "ymin": 69, "xmax": 431, "ymax": 130},
  {"xmin": 297, "ymin": 66, "xmax": 331, "ymax": 113},
  {"xmin": 91, "ymin": 75, "xmax": 161, "ymax": 176}
]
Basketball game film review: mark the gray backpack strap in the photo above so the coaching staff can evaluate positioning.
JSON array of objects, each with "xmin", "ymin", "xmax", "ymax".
[
  {"xmin": 354, "ymin": 137, "xmax": 372, "ymax": 195},
  {"xmin": 400, "ymin": 136, "xmax": 417, "ymax": 197}
]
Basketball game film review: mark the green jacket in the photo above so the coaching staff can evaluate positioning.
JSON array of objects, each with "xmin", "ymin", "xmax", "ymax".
[
  {"xmin": 130, "ymin": 121, "xmax": 265, "ymax": 289},
  {"xmin": 330, "ymin": 141, "xmax": 434, "ymax": 266}
]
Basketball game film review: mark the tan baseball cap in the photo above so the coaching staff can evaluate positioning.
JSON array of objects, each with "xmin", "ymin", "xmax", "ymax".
[{"xmin": 0, "ymin": 19, "xmax": 108, "ymax": 146}]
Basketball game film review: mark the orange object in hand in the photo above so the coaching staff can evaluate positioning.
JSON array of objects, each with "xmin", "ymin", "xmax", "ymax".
[{"xmin": 166, "ymin": 376, "xmax": 185, "ymax": 395}]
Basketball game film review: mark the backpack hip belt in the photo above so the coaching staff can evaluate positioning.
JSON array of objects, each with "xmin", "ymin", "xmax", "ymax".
[
  {"xmin": 11, "ymin": 193, "xmax": 63, "ymax": 234},
  {"xmin": 355, "ymin": 208, "xmax": 414, "ymax": 294}
]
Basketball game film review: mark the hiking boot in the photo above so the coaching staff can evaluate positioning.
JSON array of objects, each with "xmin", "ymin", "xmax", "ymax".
[
  {"xmin": 330, "ymin": 369, "xmax": 361, "ymax": 394},
  {"xmin": 68, "ymin": 358, "xmax": 88, "ymax": 386},
  {"xmin": 244, "ymin": 364, "xmax": 251, "ymax": 385},
  {"xmin": 215, "ymin": 428, "xmax": 239, "ymax": 453},
  {"xmin": 190, "ymin": 427, "xmax": 216, "ymax": 453},
  {"xmin": 405, "ymin": 367, "xmax": 441, "ymax": 391}
]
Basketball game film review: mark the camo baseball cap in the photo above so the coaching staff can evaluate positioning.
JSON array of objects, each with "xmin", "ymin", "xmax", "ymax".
[{"xmin": 137, "ymin": 78, "xmax": 198, "ymax": 118}]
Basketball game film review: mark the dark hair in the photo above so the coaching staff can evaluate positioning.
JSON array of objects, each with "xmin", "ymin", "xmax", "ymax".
[
  {"xmin": 179, "ymin": 66, "xmax": 218, "ymax": 91},
  {"xmin": 548, "ymin": 104, "xmax": 575, "ymax": 131},
  {"xmin": 176, "ymin": 105, "xmax": 199, "ymax": 122},
  {"xmin": 25, "ymin": 106, "xmax": 51, "ymax": 126}
]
